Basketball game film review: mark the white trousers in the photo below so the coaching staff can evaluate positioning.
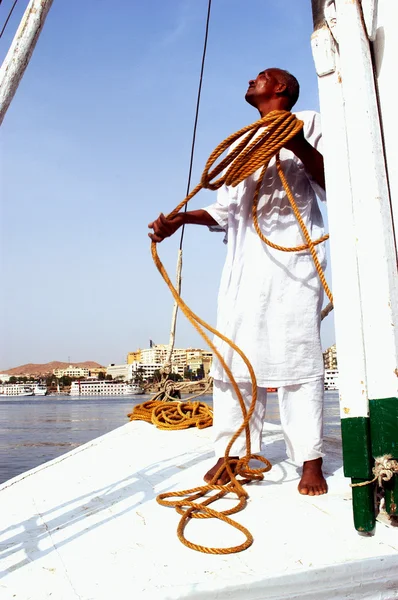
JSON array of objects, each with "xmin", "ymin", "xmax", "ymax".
[{"xmin": 212, "ymin": 378, "xmax": 324, "ymax": 465}]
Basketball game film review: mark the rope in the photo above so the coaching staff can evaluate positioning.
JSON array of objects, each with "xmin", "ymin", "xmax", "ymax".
[
  {"xmin": 0, "ymin": 0, "xmax": 19, "ymax": 40},
  {"xmin": 152, "ymin": 110, "xmax": 330, "ymax": 554},
  {"xmin": 161, "ymin": 0, "xmax": 212, "ymax": 379},
  {"xmin": 128, "ymin": 399, "xmax": 213, "ymax": 430},
  {"xmin": 150, "ymin": 376, "xmax": 213, "ymax": 403},
  {"xmin": 132, "ymin": 377, "xmax": 213, "ymax": 408},
  {"xmin": 350, "ymin": 454, "xmax": 398, "ymax": 488}
]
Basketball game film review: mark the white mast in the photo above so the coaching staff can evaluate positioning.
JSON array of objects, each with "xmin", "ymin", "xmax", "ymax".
[
  {"xmin": 311, "ymin": 0, "xmax": 398, "ymax": 532},
  {"xmin": 0, "ymin": 0, "xmax": 54, "ymax": 125}
]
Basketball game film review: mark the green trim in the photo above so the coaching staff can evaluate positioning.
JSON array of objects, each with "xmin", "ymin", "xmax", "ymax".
[
  {"xmin": 341, "ymin": 417, "xmax": 373, "ymax": 478},
  {"xmin": 351, "ymin": 481, "xmax": 376, "ymax": 532},
  {"xmin": 369, "ymin": 397, "xmax": 398, "ymax": 457}
]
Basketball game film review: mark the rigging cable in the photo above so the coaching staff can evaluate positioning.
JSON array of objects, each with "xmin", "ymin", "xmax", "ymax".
[
  {"xmin": 0, "ymin": 0, "xmax": 19, "ymax": 40},
  {"xmin": 162, "ymin": 0, "xmax": 213, "ymax": 371},
  {"xmin": 179, "ymin": 0, "xmax": 212, "ymax": 250}
]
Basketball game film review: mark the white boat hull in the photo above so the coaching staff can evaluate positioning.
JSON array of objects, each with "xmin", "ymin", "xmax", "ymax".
[
  {"xmin": 0, "ymin": 391, "xmax": 34, "ymax": 398},
  {"xmin": 0, "ymin": 418, "xmax": 396, "ymax": 599},
  {"xmin": 69, "ymin": 380, "xmax": 144, "ymax": 396},
  {"xmin": 0, "ymin": 383, "xmax": 35, "ymax": 397}
]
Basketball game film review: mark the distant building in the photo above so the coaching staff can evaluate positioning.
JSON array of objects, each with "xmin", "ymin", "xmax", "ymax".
[
  {"xmin": 0, "ymin": 374, "xmax": 10, "ymax": 383},
  {"xmin": 90, "ymin": 367, "xmax": 107, "ymax": 377},
  {"xmin": 131, "ymin": 362, "xmax": 161, "ymax": 380},
  {"xmin": 323, "ymin": 344, "xmax": 337, "ymax": 370},
  {"xmin": 53, "ymin": 365, "xmax": 90, "ymax": 378},
  {"xmin": 106, "ymin": 364, "xmax": 135, "ymax": 381},
  {"xmin": 127, "ymin": 350, "xmax": 142, "ymax": 364},
  {"xmin": 126, "ymin": 344, "xmax": 213, "ymax": 380}
]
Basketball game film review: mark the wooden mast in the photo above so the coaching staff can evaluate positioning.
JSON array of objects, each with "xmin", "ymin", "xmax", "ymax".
[
  {"xmin": 311, "ymin": 0, "xmax": 398, "ymax": 531},
  {"xmin": 0, "ymin": 0, "xmax": 54, "ymax": 125}
]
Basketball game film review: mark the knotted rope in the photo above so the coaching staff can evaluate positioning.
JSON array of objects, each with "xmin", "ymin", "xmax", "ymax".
[
  {"xmin": 149, "ymin": 110, "xmax": 331, "ymax": 554},
  {"xmin": 129, "ymin": 377, "xmax": 213, "ymax": 427},
  {"xmin": 350, "ymin": 454, "xmax": 398, "ymax": 488},
  {"xmin": 150, "ymin": 375, "xmax": 213, "ymax": 403}
]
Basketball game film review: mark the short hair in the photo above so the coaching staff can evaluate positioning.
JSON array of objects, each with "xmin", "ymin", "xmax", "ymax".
[{"xmin": 270, "ymin": 68, "xmax": 300, "ymax": 109}]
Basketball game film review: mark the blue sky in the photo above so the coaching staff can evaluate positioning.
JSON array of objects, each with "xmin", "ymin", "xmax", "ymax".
[{"xmin": 0, "ymin": 0, "xmax": 335, "ymax": 369}]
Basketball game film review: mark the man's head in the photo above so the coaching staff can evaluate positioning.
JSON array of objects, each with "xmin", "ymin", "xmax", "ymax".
[{"xmin": 245, "ymin": 68, "xmax": 300, "ymax": 113}]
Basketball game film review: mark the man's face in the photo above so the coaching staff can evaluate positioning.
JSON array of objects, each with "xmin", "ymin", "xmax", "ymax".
[{"xmin": 245, "ymin": 69, "xmax": 280, "ymax": 107}]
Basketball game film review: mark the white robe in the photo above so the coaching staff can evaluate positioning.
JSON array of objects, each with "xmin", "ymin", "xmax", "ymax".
[{"xmin": 204, "ymin": 110, "xmax": 327, "ymax": 387}]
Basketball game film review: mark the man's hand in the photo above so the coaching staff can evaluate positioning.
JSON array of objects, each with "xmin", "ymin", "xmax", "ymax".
[
  {"xmin": 283, "ymin": 129, "xmax": 325, "ymax": 190},
  {"xmin": 148, "ymin": 213, "xmax": 183, "ymax": 243},
  {"xmin": 283, "ymin": 128, "xmax": 306, "ymax": 155}
]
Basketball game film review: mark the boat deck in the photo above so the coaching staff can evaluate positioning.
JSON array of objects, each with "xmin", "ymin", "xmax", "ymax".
[{"xmin": 1, "ymin": 420, "xmax": 397, "ymax": 599}]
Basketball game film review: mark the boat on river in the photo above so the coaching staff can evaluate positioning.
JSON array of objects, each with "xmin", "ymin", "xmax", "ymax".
[
  {"xmin": 0, "ymin": 383, "xmax": 34, "ymax": 397},
  {"xmin": 324, "ymin": 369, "xmax": 339, "ymax": 390},
  {"xmin": 33, "ymin": 383, "xmax": 48, "ymax": 396},
  {"xmin": 70, "ymin": 380, "xmax": 144, "ymax": 396}
]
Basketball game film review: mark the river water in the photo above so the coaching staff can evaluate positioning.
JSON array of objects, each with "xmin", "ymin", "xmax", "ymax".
[{"xmin": 0, "ymin": 391, "xmax": 340, "ymax": 485}]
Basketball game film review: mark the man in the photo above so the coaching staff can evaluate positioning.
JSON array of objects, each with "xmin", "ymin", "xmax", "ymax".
[{"xmin": 148, "ymin": 68, "xmax": 328, "ymax": 496}]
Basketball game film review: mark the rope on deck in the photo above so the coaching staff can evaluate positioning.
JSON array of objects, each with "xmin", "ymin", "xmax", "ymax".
[{"xmin": 128, "ymin": 399, "xmax": 213, "ymax": 430}]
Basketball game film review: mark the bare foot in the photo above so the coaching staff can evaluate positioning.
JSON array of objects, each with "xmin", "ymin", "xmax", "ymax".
[
  {"xmin": 204, "ymin": 456, "xmax": 239, "ymax": 485},
  {"xmin": 298, "ymin": 458, "xmax": 328, "ymax": 496}
]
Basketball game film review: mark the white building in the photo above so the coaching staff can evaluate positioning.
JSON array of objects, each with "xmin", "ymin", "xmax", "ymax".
[
  {"xmin": 105, "ymin": 364, "xmax": 135, "ymax": 381},
  {"xmin": 126, "ymin": 344, "xmax": 213, "ymax": 380},
  {"xmin": 0, "ymin": 374, "xmax": 11, "ymax": 383},
  {"xmin": 53, "ymin": 365, "xmax": 90, "ymax": 378}
]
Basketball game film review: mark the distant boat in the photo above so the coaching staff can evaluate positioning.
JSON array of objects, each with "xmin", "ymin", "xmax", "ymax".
[
  {"xmin": 0, "ymin": 383, "xmax": 34, "ymax": 397},
  {"xmin": 33, "ymin": 383, "xmax": 47, "ymax": 396},
  {"xmin": 324, "ymin": 369, "xmax": 339, "ymax": 391},
  {"xmin": 70, "ymin": 380, "xmax": 144, "ymax": 397}
]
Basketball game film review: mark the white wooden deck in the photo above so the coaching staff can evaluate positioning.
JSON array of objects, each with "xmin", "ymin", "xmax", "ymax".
[{"xmin": 1, "ymin": 421, "xmax": 397, "ymax": 599}]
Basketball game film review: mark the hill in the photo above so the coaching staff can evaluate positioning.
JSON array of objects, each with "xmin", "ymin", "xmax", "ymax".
[{"xmin": 0, "ymin": 361, "xmax": 104, "ymax": 376}]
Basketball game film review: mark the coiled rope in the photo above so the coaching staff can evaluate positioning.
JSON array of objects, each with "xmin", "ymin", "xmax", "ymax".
[
  {"xmin": 128, "ymin": 377, "xmax": 214, "ymax": 427},
  {"xmin": 151, "ymin": 110, "xmax": 331, "ymax": 554},
  {"xmin": 128, "ymin": 399, "xmax": 213, "ymax": 430}
]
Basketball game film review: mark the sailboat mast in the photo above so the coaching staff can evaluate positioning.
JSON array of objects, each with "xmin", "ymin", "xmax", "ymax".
[
  {"xmin": 311, "ymin": 0, "xmax": 398, "ymax": 531},
  {"xmin": 0, "ymin": 0, "xmax": 54, "ymax": 125}
]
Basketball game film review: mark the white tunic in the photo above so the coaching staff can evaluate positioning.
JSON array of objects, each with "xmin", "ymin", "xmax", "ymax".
[{"xmin": 204, "ymin": 111, "xmax": 327, "ymax": 387}]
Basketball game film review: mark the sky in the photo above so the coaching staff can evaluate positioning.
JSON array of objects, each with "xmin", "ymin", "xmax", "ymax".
[{"xmin": 0, "ymin": 0, "xmax": 335, "ymax": 369}]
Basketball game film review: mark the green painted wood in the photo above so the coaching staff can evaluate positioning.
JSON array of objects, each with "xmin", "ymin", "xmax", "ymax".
[
  {"xmin": 369, "ymin": 397, "xmax": 398, "ymax": 457},
  {"xmin": 385, "ymin": 474, "xmax": 398, "ymax": 515},
  {"xmin": 341, "ymin": 417, "xmax": 373, "ymax": 478},
  {"xmin": 351, "ymin": 480, "xmax": 376, "ymax": 532}
]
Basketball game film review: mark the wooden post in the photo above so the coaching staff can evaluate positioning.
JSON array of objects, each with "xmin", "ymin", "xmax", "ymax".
[
  {"xmin": 311, "ymin": 1, "xmax": 374, "ymax": 532},
  {"xmin": 334, "ymin": 0, "xmax": 398, "ymax": 520},
  {"xmin": 0, "ymin": 0, "xmax": 54, "ymax": 125},
  {"xmin": 369, "ymin": 0, "xmax": 398, "ymax": 517},
  {"xmin": 312, "ymin": 0, "xmax": 398, "ymax": 528}
]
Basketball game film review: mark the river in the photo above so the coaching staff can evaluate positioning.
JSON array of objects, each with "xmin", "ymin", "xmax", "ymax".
[{"xmin": 0, "ymin": 391, "xmax": 340, "ymax": 485}]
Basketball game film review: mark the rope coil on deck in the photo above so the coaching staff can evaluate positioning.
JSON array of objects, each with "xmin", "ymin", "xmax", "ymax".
[
  {"xmin": 150, "ymin": 110, "xmax": 331, "ymax": 554},
  {"xmin": 350, "ymin": 454, "xmax": 398, "ymax": 488},
  {"xmin": 128, "ymin": 399, "xmax": 213, "ymax": 430}
]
